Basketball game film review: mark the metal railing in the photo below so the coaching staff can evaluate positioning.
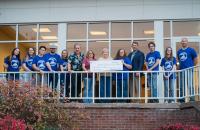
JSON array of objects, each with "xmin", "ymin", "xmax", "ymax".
[{"xmin": 0, "ymin": 65, "xmax": 200, "ymax": 104}]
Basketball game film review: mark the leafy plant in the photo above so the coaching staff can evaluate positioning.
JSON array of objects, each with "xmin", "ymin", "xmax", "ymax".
[
  {"xmin": 159, "ymin": 123, "xmax": 200, "ymax": 130},
  {"xmin": 0, "ymin": 79, "xmax": 85, "ymax": 129}
]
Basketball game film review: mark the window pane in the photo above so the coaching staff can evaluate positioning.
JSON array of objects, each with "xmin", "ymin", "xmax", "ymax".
[
  {"xmin": 18, "ymin": 42, "xmax": 36, "ymax": 59},
  {"xmin": 133, "ymin": 22, "xmax": 154, "ymax": 38},
  {"xmin": 67, "ymin": 41, "xmax": 86, "ymax": 56},
  {"xmin": 0, "ymin": 25, "xmax": 16, "ymax": 41},
  {"xmin": 39, "ymin": 42, "xmax": 59, "ymax": 53},
  {"xmin": 111, "ymin": 41, "xmax": 131, "ymax": 58},
  {"xmin": 88, "ymin": 41, "xmax": 109, "ymax": 59},
  {"xmin": 67, "ymin": 23, "xmax": 86, "ymax": 39},
  {"xmin": 176, "ymin": 42, "xmax": 199, "ymax": 54},
  {"xmin": 89, "ymin": 23, "xmax": 109, "ymax": 39},
  {"xmin": 111, "ymin": 22, "xmax": 131, "ymax": 38},
  {"xmin": 164, "ymin": 21, "xmax": 170, "ymax": 38},
  {"xmin": 39, "ymin": 24, "xmax": 58, "ymax": 40},
  {"xmin": 134, "ymin": 40, "xmax": 152, "ymax": 55},
  {"xmin": 0, "ymin": 43, "xmax": 16, "ymax": 71},
  {"xmin": 164, "ymin": 39, "xmax": 171, "ymax": 50},
  {"xmin": 173, "ymin": 21, "xmax": 200, "ymax": 36},
  {"xmin": 19, "ymin": 25, "xmax": 37, "ymax": 40}
]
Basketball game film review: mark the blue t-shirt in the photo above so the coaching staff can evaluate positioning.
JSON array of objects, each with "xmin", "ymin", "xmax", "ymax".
[
  {"xmin": 32, "ymin": 55, "xmax": 48, "ymax": 71},
  {"xmin": 4, "ymin": 56, "xmax": 21, "ymax": 72},
  {"xmin": 61, "ymin": 58, "xmax": 68, "ymax": 71},
  {"xmin": 177, "ymin": 47, "xmax": 197, "ymax": 70},
  {"xmin": 113, "ymin": 57, "xmax": 131, "ymax": 80},
  {"xmin": 45, "ymin": 53, "xmax": 62, "ymax": 71},
  {"xmin": 145, "ymin": 51, "xmax": 161, "ymax": 71},
  {"xmin": 160, "ymin": 57, "xmax": 176, "ymax": 79},
  {"xmin": 23, "ymin": 56, "xmax": 34, "ymax": 71}
]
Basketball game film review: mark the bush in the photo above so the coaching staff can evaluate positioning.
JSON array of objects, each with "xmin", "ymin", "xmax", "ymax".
[
  {"xmin": 159, "ymin": 123, "xmax": 200, "ymax": 130},
  {"xmin": 0, "ymin": 115, "xmax": 29, "ymax": 130},
  {"xmin": 0, "ymin": 79, "xmax": 84, "ymax": 129}
]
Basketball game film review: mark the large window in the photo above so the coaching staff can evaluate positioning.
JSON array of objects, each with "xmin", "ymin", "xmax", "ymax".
[{"xmin": 0, "ymin": 20, "xmax": 200, "ymax": 72}]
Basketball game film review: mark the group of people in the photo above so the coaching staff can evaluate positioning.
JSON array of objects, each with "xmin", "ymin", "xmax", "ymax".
[{"xmin": 3, "ymin": 37, "xmax": 197, "ymax": 103}]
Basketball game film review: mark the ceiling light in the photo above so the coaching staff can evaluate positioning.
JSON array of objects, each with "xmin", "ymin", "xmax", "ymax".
[
  {"xmin": 32, "ymin": 28, "xmax": 51, "ymax": 32},
  {"xmin": 41, "ymin": 36, "xmax": 57, "ymax": 40},
  {"xmin": 90, "ymin": 31, "xmax": 107, "ymax": 35},
  {"xmin": 144, "ymin": 30, "xmax": 154, "ymax": 35}
]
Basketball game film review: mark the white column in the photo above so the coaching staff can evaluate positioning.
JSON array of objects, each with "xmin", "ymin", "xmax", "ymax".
[
  {"xmin": 154, "ymin": 21, "xmax": 164, "ymax": 102},
  {"xmin": 58, "ymin": 23, "xmax": 66, "ymax": 54}
]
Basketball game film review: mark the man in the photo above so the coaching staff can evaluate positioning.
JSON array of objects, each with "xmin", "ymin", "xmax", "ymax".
[
  {"xmin": 128, "ymin": 41, "xmax": 144, "ymax": 101},
  {"xmin": 68, "ymin": 43, "xmax": 84, "ymax": 101},
  {"xmin": 32, "ymin": 46, "xmax": 48, "ymax": 86},
  {"xmin": 45, "ymin": 44, "xmax": 63, "ymax": 91},
  {"xmin": 177, "ymin": 38, "xmax": 198, "ymax": 102},
  {"xmin": 145, "ymin": 42, "xmax": 161, "ymax": 103}
]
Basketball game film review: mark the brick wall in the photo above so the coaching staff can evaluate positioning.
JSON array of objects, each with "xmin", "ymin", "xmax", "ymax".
[{"xmin": 64, "ymin": 103, "xmax": 200, "ymax": 130}]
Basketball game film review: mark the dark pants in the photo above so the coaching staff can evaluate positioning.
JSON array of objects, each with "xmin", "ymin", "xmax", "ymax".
[
  {"xmin": 60, "ymin": 73, "xmax": 70, "ymax": 97},
  {"xmin": 48, "ymin": 73, "xmax": 58, "ymax": 91},
  {"xmin": 6, "ymin": 73, "xmax": 20, "ymax": 81},
  {"xmin": 71, "ymin": 73, "xmax": 82, "ymax": 98}
]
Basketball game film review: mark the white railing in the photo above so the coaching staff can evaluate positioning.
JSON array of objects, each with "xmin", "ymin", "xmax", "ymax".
[{"xmin": 0, "ymin": 66, "xmax": 200, "ymax": 104}]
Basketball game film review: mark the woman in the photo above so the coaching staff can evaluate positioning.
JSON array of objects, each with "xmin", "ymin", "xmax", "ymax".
[
  {"xmin": 113, "ymin": 49, "xmax": 132, "ymax": 102},
  {"xmin": 98, "ymin": 48, "xmax": 113, "ymax": 103},
  {"xmin": 60, "ymin": 49, "xmax": 70, "ymax": 98},
  {"xmin": 160, "ymin": 47, "xmax": 176, "ymax": 103},
  {"xmin": 22, "ymin": 47, "xmax": 35, "ymax": 82},
  {"xmin": 4, "ymin": 48, "xmax": 21, "ymax": 80},
  {"xmin": 82, "ymin": 50, "xmax": 96, "ymax": 103}
]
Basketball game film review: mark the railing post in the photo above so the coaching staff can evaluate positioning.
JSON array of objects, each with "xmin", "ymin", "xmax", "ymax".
[
  {"xmin": 145, "ymin": 72, "xmax": 148, "ymax": 103},
  {"xmin": 185, "ymin": 70, "xmax": 188, "ymax": 103},
  {"xmin": 92, "ymin": 72, "xmax": 95, "ymax": 103},
  {"xmin": 41, "ymin": 73, "xmax": 44, "ymax": 101}
]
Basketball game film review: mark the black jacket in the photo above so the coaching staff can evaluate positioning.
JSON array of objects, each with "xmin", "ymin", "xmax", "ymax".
[{"xmin": 128, "ymin": 50, "xmax": 145, "ymax": 71}]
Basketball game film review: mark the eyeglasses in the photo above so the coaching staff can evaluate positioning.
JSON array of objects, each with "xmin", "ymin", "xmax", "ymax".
[{"xmin": 149, "ymin": 46, "xmax": 155, "ymax": 47}]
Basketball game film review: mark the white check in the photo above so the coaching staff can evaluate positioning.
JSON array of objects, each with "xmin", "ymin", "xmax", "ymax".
[{"xmin": 90, "ymin": 60, "xmax": 123, "ymax": 72}]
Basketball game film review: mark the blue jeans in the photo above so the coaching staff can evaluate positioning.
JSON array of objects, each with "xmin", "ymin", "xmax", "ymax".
[
  {"xmin": 83, "ymin": 78, "xmax": 93, "ymax": 103},
  {"xmin": 115, "ymin": 79, "xmax": 128, "ymax": 102},
  {"xmin": 164, "ymin": 78, "xmax": 175, "ymax": 102},
  {"xmin": 99, "ymin": 76, "xmax": 111, "ymax": 103},
  {"xmin": 180, "ymin": 70, "xmax": 194, "ymax": 101},
  {"xmin": 147, "ymin": 73, "xmax": 158, "ymax": 98}
]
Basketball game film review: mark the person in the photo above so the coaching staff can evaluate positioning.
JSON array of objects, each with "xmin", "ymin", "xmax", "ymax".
[
  {"xmin": 32, "ymin": 46, "xmax": 48, "ymax": 86},
  {"xmin": 22, "ymin": 47, "xmax": 35, "ymax": 83},
  {"xmin": 113, "ymin": 49, "xmax": 132, "ymax": 103},
  {"xmin": 98, "ymin": 48, "xmax": 113, "ymax": 103},
  {"xmin": 68, "ymin": 43, "xmax": 84, "ymax": 101},
  {"xmin": 4, "ymin": 48, "xmax": 21, "ymax": 81},
  {"xmin": 45, "ymin": 44, "xmax": 63, "ymax": 91},
  {"xmin": 145, "ymin": 42, "xmax": 161, "ymax": 103},
  {"xmin": 82, "ymin": 50, "xmax": 96, "ymax": 103},
  {"xmin": 60, "ymin": 49, "xmax": 70, "ymax": 98},
  {"xmin": 128, "ymin": 41, "xmax": 145, "ymax": 101},
  {"xmin": 177, "ymin": 38, "xmax": 198, "ymax": 102},
  {"xmin": 160, "ymin": 47, "xmax": 176, "ymax": 103}
]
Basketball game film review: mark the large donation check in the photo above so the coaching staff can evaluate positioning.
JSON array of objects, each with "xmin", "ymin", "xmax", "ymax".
[{"xmin": 90, "ymin": 60, "xmax": 123, "ymax": 72}]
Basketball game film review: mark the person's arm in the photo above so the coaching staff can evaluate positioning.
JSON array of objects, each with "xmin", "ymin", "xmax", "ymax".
[
  {"xmin": 22, "ymin": 63, "xmax": 31, "ymax": 71},
  {"xmin": 148, "ymin": 59, "xmax": 160, "ymax": 71},
  {"xmin": 122, "ymin": 58, "xmax": 132, "ymax": 70},
  {"xmin": 32, "ymin": 64, "xmax": 40, "ymax": 72},
  {"xmin": 46, "ymin": 62, "xmax": 53, "ymax": 72},
  {"xmin": 194, "ymin": 57, "xmax": 198, "ymax": 66}
]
